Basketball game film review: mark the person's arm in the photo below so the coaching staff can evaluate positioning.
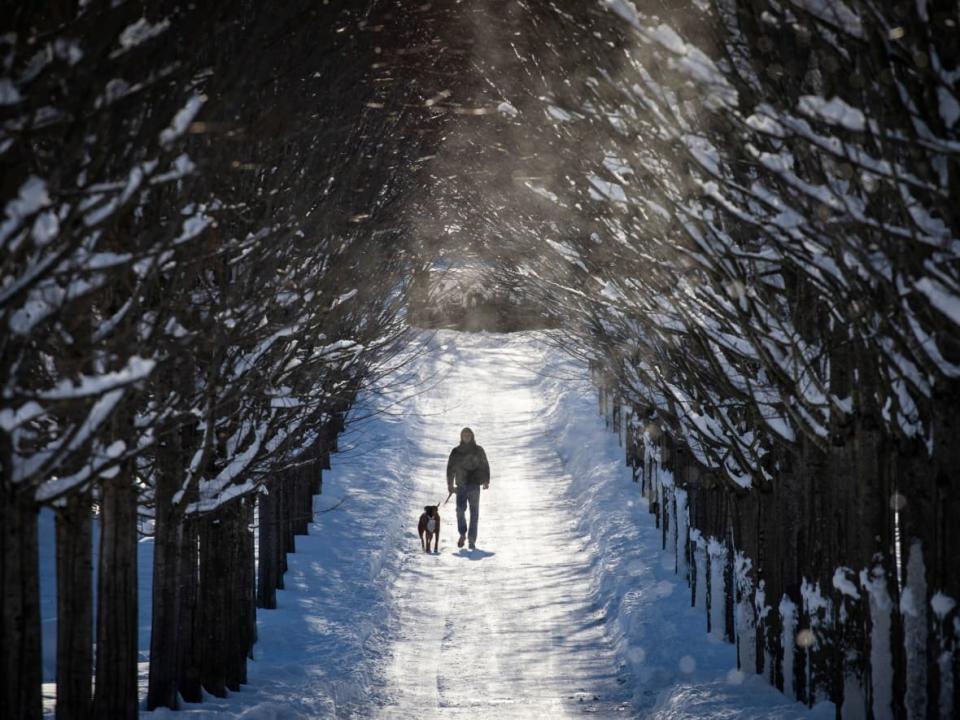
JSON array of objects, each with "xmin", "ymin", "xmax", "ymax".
[
  {"xmin": 477, "ymin": 446, "xmax": 490, "ymax": 488},
  {"xmin": 446, "ymin": 449, "xmax": 456, "ymax": 492}
]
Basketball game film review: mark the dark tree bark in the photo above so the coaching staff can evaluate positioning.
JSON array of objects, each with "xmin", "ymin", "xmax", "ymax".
[
  {"xmin": 256, "ymin": 485, "xmax": 278, "ymax": 609},
  {"xmin": 275, "ymin": 478, "xmax": 288, "ymax": 588},
  {"xmin": 276, "ymin": 484, "xmax": 288, "ymax": 586},
  {"xmin": 242, "ymin": 497, "xmax": 256, "ymax": 671},
  {"xmin": 147, "ymin": 429, "xmax": 185, "ymax": 711},
  {"xmin": 198, "ymin": 509, "xmax": 228, "ymax": 697},
  {"xmin": 93, "ymin": 467, "xmax": 139, "ymax": 720},
  {"xmin": 224, "ymin": 501, "xmax": 245, "ymax": 691},
  {"xmin": 177, "ymin": 516, "xmax": 202, "ymax": 703},
  {"xmin": 929, "ymin": 382, "xmax": 960, "ymax": 713},
  {"xmin": 55, "ymin": 492, "xmax": 93, "ymax": 720},
  {"xmin": 282, "ymin": 474, "xmax": 296, "ymax": 555},
  {"xmin": 0, "ymin": 485, "xmax": 42, "ymax": 720},
  {"xmin": 248, "ymin": 516, "xmax": 257, "ymax": 657},
  {"xmin": 293, "ymin": 468, "xmax": 309, "ymax": 536}
]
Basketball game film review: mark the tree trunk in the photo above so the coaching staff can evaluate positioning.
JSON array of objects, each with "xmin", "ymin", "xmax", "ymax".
[
  {"xmin": 228, "ymin": 497, "xmax": 255, "ymax": 689},
  {"xmin": 282, "ymin": 473, "xmax": 296, "ymax": 554},
  {"xmin": 177, "ymin": 516, "xmax": 202, "ymax": 703},
  {"xmin": 224, "ymin": 501, "xmax": 244, "ymax": 691},
  {"xmin": 297, "ymin": 467, "xmax": 311, "ymax": 535},
  {"xmin": 246, "ymin": 499, "xmax": 257, "ymax": 659},
  {"xmin": 929, "ymin": 381, "xmax": 960, "ymax": 719},
  {"xmin": 310, "ymin": 457, "xmax": 323, "ymax": 496},
  {"xmin": 199, "ymin": 510, "xmax": 227, "ymax": 697},
  {"xmin": 277, "ymin": 478, "xmax": 288, "ymax": 583},
  {"xmin": 0, "ymin": 485, "xmax": 43, "ymax": 720},
  {"xmin": 146, "ymin": 432, "xmax": 185, "ymax": 711},
  {"xmin": 55, "ymin": 492, "xmax": 93, "ymax": 720},
  {"xmin": 240, "ymin": 497, "xmax": 256, "ymax": 674},
  {"xmin": 256, "ymin": 486, "xmax": 278, "ymax": 609},
  {"xmin": 93, "ymin": 468, "xmax": 139, "ymax": 720}
]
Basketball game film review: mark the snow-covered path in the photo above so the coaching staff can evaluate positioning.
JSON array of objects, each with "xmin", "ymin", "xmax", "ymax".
[
  {"xmin": 377, "ymin": 339, "xmax": 630, "ymax": 717},
  {"xmin": 135, "ymin": 330, "xmax": 830, "ymax": 719}
]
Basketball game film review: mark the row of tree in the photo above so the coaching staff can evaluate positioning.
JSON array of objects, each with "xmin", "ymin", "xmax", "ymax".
[
  {"xmin": 1, "ymin": 1, "xmax": 452, "ymax": 718},
  {"xmin": 421, "ymin": 0, "xmax": 958, "ymax": 716}
]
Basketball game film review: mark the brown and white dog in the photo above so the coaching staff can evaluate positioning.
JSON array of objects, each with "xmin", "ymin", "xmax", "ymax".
[{"xmin": 418, "ymin": 505, "xmax": 440, "ymax": 553}]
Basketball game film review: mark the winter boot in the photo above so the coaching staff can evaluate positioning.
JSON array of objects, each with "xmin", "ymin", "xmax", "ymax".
[{"xmin": 458, "ymin": 534, "xmax": 466, "ymax": 548}]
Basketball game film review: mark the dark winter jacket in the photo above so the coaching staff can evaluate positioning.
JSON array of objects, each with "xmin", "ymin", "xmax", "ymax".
[{"xmin": 446, "ymin": 441, "xmax": 490, "ymax": 488}]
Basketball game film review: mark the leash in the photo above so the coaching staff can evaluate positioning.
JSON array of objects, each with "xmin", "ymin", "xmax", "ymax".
[{"xmin": 443, "ymin": 492, "xmax": 453, "ymax": 505}]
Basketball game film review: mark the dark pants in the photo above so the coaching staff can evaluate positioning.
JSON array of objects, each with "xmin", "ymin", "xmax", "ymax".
[{"xmin": 455, "ymin": 485, "xmax": 481, "ymax": 543}]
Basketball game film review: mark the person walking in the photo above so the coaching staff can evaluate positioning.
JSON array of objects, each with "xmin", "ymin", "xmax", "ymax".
[{"xmin": 446, "ymin": 427, "xmax": 490, "ymax": 550}]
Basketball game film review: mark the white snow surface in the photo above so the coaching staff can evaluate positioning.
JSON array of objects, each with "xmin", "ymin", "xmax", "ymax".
[
  {"xmin": 117, "ymin": 17, "xmax": 172, "ymax": 52},
  {"xmin": 798, "ymin": 95, "xmax": 866, "ymax": 131},
  {"xmin": 40, "ymin": 330, "xmax": 829, "ymax": 718},
  {"xmin": 0, "ymin": 77, "xmax": 22, "ymax": 105}
]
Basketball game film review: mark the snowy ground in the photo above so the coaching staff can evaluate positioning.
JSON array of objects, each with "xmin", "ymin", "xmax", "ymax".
[{"xmin": 41, "ymin": 330, "xmax": 833, "ymax": 718}]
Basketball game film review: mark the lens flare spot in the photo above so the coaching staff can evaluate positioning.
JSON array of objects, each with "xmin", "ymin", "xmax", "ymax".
[{"xmin": 796, "ymin": 629, "xmax": 816, "ymax": 649}]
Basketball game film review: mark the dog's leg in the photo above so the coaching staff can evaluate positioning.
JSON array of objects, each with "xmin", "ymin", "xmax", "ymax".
[
  {"xmin": 434, "ymin": 519, "xmax": 440, "ymax": 553},
  {"xmin": 425, "ymin": 531, "xmax": 433, "ymax": 552},
  {"xmin": 419, "ymin": 529, "xmax": 425, "ymax": 551}
]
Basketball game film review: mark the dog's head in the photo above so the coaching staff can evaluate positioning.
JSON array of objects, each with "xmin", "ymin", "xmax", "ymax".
[{"xmin": 423, "ymin": 505, "xmax": 438, "ymax": 517}]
